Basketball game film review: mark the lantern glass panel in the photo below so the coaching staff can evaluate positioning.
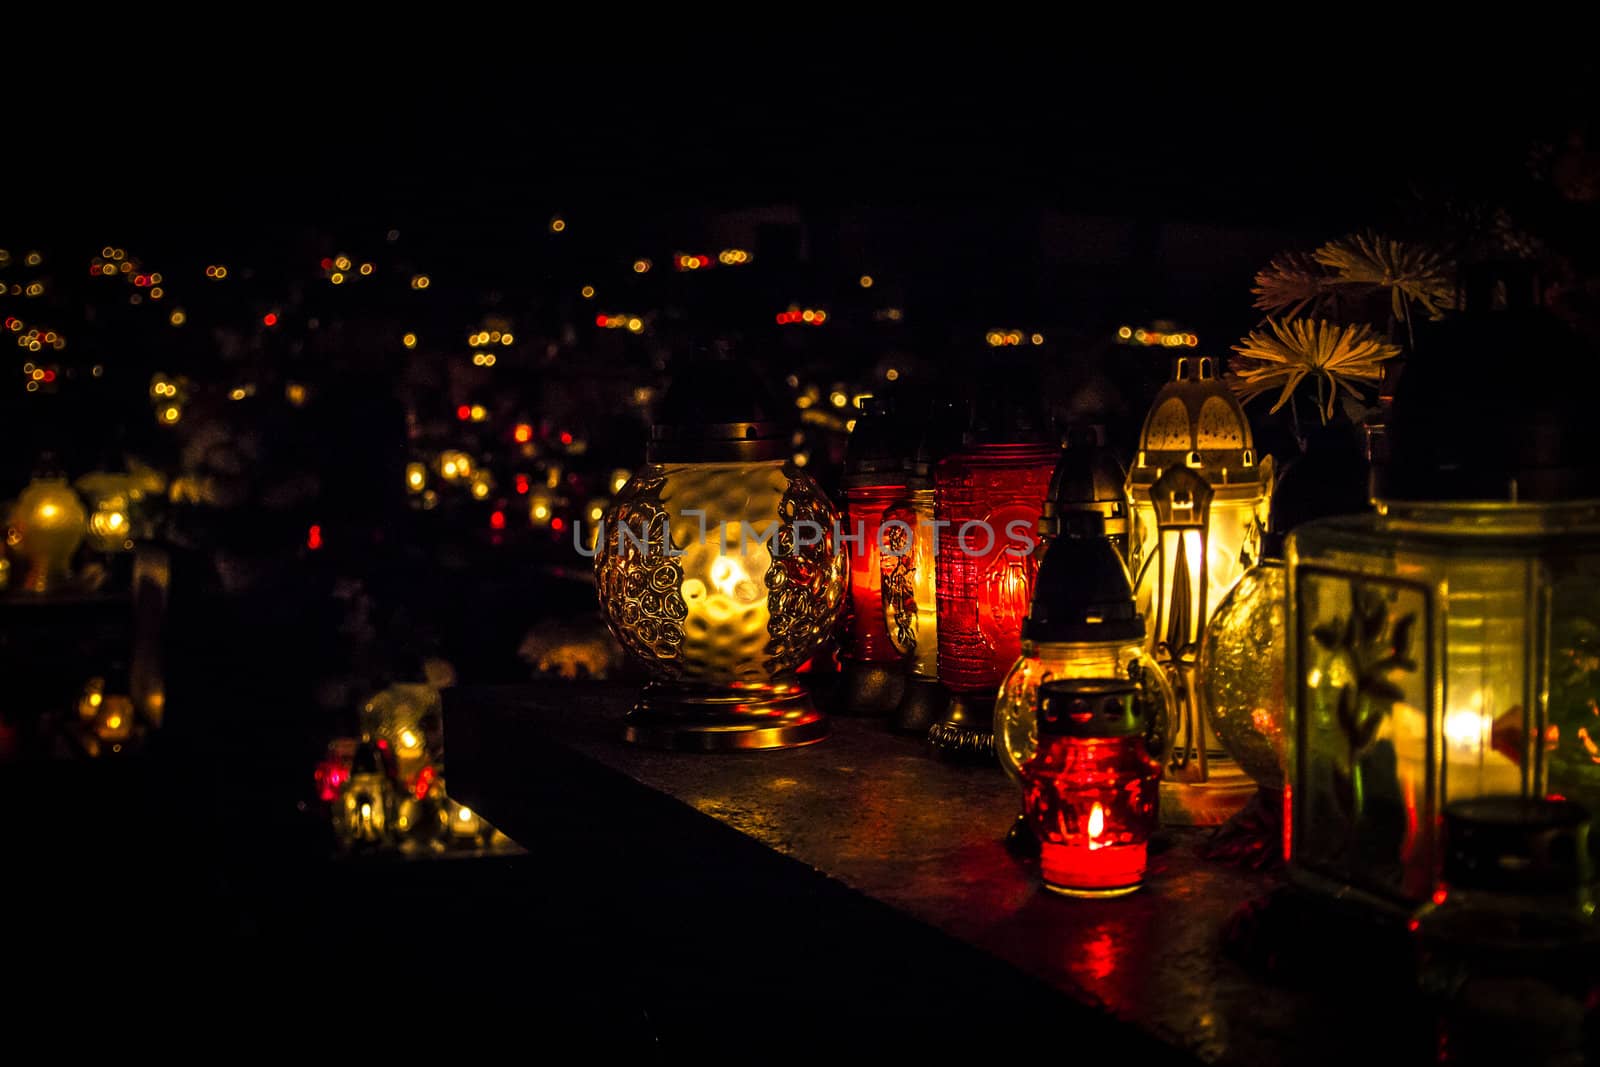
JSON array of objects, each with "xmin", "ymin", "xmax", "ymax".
[{"xmin": 1287, "ymin": 501, "xmax": 1600, "ymax": 909}]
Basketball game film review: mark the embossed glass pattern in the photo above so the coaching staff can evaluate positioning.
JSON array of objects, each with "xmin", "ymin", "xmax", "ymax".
[
  {"xmin": 596, "ymin": 460, "xmax": 846, "ymax": 684},
  {"xmin": 934, "ymin": 444, "xmax": 1056, "ymax": 697}
]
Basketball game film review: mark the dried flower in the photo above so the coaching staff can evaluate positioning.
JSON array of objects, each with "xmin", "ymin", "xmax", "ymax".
[
  {"xmin": 1313, "ymin": 232, "xmax": 1454, "ymax": 321},
  {"xmin": 1230, "ymin": 318, "xmax": 1402, "ymax": 422},
  {"xmin": 1252, "ymin": 251, "xmax": 1333, "ymax": 317}
]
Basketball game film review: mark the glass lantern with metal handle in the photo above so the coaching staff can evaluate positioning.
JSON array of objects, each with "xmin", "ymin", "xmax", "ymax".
[{"xmin": 1128, "ymin": 354, "xmax": 1270, "ymax": 824}]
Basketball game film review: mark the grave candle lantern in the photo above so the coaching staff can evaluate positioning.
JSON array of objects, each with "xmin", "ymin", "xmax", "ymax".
[
  {"xmin": 927, "ymin": 398, "xmax": 1057, "ymax": 758},
  {"xmin": 1021, "ymin": 678, "xmax": 1163, "ymax": 897},
  {"xmin": 595, "ymin": 355, "xmax": 847, "ymax": 751},
  {"xmin": 838, "ymin": 396, "xmax": 907, "ymax": 714}
]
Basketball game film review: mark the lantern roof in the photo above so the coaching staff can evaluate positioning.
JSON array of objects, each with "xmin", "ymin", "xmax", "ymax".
[
  {"xmin": 1039, "ymin": 426, "xmax": 1128, "ymax": 540},
  {"xmin": 1130, "ymin": 355, "xmax": 1259, "ymax": 488}
]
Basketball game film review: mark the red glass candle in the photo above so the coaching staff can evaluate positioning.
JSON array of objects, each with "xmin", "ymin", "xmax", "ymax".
[
  {"xmin": 1021, "ymin": 678, "xmax": 1161, "ymax": 897},
  {"xmin": 838, "ymin": 397, "xmax": 908, "ymax": 713},
  {"xmin": 844, "ymin": 482, "xmax": 903, "ymax": 661},
  {"xmin": 929, "ymin": 410, "xmax": 1056, "ymax": 755}
]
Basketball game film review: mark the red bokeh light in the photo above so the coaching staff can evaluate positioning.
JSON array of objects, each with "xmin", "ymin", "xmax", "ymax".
[
  {"xmin": 263, "ymin": 313, "xmax": 278, "ymax": 327},
  {"xmin": 489, "ymin": 510, "xmax": 506, "ymax": 530},
  {"xmin": 456, "ymin": 405, "xmax": 472, "ymax": 421},
  {"xmin": 307, "ymin": 524, "xmax": 323, "ymax": 551}
]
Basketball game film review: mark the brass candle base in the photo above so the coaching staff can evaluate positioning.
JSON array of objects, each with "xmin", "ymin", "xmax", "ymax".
[
  {"xmin": 624, "ymin": 679, "xmax": 829, "ymax": 752},
  {"xmin": 1159, "ymin": 761, "xmax": 1257, "ymax": 826},
  {"xmin": 890, "ymin": 675, "xmax": 948, "ymax": 735},
  {"xmin": 926, "ymin": 691, "xmax": 996, "ymax": 762},
  {"xmin": 834, "ymin": 659, "xmax": 906, "ymax": 716}
]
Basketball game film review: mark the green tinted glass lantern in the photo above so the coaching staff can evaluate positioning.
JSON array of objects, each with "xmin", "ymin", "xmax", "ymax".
[{"xmin": 1286, "ymin": 276, "xmax": 1600, "ymax": 910}]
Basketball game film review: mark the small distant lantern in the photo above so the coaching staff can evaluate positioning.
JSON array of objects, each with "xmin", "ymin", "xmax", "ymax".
[
  {"xmin": 85, "ymin": 495, "xmax": 131, "ymax": 552},
  {"xmin": 880, "ymin": 401, "xmax": 966, "ymax": 733},
  {"xmin": 928, "ymin": 395, "xmax": 1058, "ymax": 758},
  {"xmin": 94, "ymin": 694, "xmax": 135, "ymax": 744},
  {"xmin": 1287, "ymin": 272, "xmax": 1600, "ymax": 911},
  {"xmin": 838, "ymin": 396, "xmax": 907, "ymax": 714},
  {"xmin": 360, "ymin": 683, "xmax": 441, "ymax": 792},
  {"xmin": 1128, "ymin": 355, "xmax": 1269, "ymax": 824},
  {"xmin": 341, "ymin": 741, "xmax": 396, "ymax": 845},
  {"xmin": 594, "ymin": 354, "xmax": 846, "ymax": 750},
  {"xmin": 1020, "ymin": 678, "xmax": 1163, "ymax": 898},
  {"xmin": 7, "ymin": 474, "xmax": 88, "ymax": 594}
]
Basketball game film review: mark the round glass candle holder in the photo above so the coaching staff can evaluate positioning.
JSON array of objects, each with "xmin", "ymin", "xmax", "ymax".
[
  {"xmin": 996, "ymin": 638, "xmax": 1173, "ymax": 782},
  {"xmin": 1196, "ymin": 558, "xmax": 1287, "ymax": 790},
  {"xmin": 595, "ymin": 459, "xmax": 846, "ymax": 750}
]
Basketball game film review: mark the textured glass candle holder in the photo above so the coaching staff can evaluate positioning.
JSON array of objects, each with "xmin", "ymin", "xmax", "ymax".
[{"xmin": 596, "ymin": 460, "xmax": 846, "ymax": 750}]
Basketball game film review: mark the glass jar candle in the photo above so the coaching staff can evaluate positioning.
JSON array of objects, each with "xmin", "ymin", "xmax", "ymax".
[
  {"xmin": 1021, "ymin": 678, "xmax": 1163, "ymax": 897},
  {"xmin": 929, "ymin": 403, "xmax": 1057, "ymax": 757},
  {"xmin": 838, "ymin": 396, "xmax": 907, "ymax": 714},
  {"xmin": 594, "ymin": 357, "xmax": 847, "ymax": 751},
  {"xmin": 1288, "ymin": 501, "xmax": 1600, "ymax": 907}
]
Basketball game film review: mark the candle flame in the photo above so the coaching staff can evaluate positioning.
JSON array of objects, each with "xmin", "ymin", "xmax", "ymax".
[
  {"xmin": 710, "ymin": 554, "xmax": 748, "ymax": 598},
  {"xmin": 1088, "ymin": 802, "xmax": 1105, "ymax": 840}
]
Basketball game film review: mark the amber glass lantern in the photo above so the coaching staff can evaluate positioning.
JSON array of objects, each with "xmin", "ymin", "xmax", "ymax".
[
  {"xmin": 880, "ymin": 400, "xmax": 966, "ymax": 733},
  {"xmin": 1020, "ymin": 678, "xmax": 1164, "ymax": 897},
  {"xmin": 1128, "ymin": 355, "xmax": 1268, "ymax": 823},
  {"xmin": 996, "ymin": 437, "xmax": 1172, "ymax": 783},
  {"xmin": 1287, "ymin": 276, "xmax": 1600, "ymax": 910},
  {"xmin": 595, "ymin": 356, "xmax": 846, "ymax": 750},
  {"xmin": 838, "ymin": 396, "xmax": 907, "ymax": 714},
  {"xmin": 928, "ymin": 398, "xmax": 1058, "ymax": 758},
  {"xmin": 7, "ymin": 475, "xmax": 88, "ymax": 594}
]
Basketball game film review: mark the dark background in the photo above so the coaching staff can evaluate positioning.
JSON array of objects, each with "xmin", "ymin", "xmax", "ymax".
[{"xmin": 5, "ymin": 48, "xmax": 1596, "ymax": 1050}]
